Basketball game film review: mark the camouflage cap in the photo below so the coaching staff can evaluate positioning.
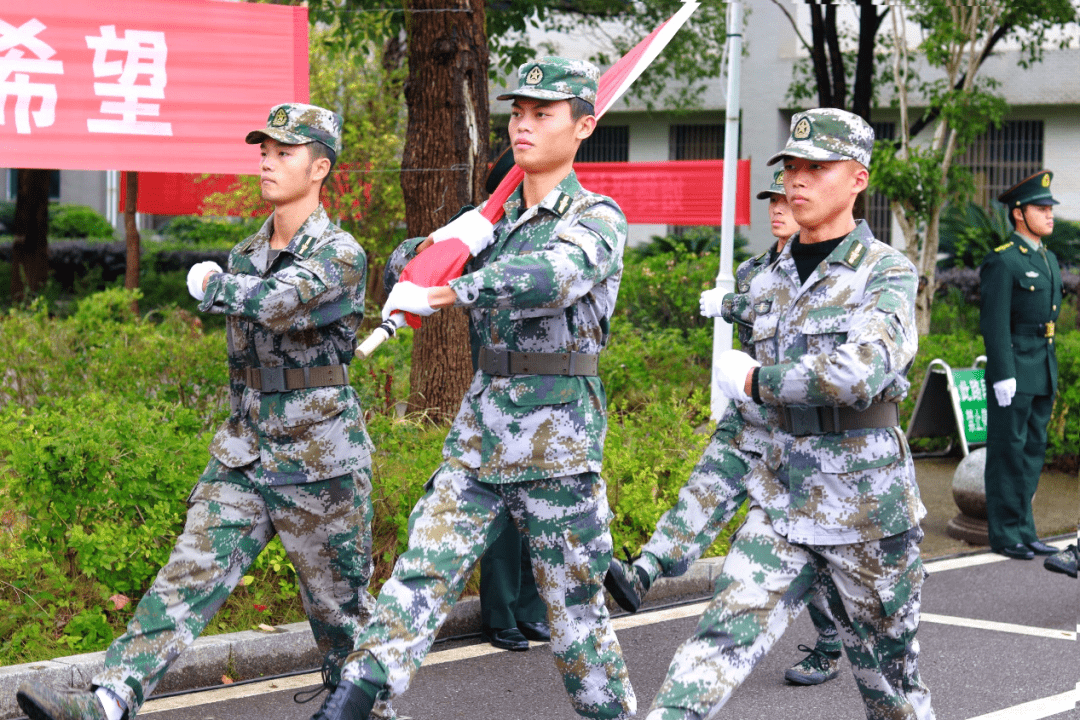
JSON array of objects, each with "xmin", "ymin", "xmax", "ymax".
[
  {"xmin": 767, "ymin": 108, "xmax": 874, "ymax": 168},
  {"xmin": 245, "ymin": 103, "xmax": 343, "ymax": 156},
  {"xmin": 496, "ymin": 56, "xmax": 599, "ymax": 106},
  {"xmin": 756, "ymin": 169, "xmax": 786, "ymax": 200},
  {"xmin": 998, "ymin": 170, "xmax": 1059, "ymax": 207}
]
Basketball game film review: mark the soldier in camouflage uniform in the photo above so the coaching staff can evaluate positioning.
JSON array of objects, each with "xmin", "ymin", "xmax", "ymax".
[
  {"xmin": 308, "ymin": 57, "xmax": 635, "ymax": 720},
  {"xmin": 647, "ymin": 109, "xmax": 933, "ymax": 720},
  {"xmin": 17, "ymin": 104, "xmax": 385, "ymax": 720},
  {"xmin": 605, "ymin": 169, "xmax": 844, "ymax": 686}
]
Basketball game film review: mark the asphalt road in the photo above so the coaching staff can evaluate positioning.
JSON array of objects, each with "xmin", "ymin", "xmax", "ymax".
[{"xmin": 133, "ymin": 541, "xmax": 1077, "ymax": 720}]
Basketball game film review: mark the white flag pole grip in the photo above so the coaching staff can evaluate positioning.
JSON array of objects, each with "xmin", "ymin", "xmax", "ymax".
[{"xmin": 357, "ymin": 313, "xmax": 406, "ymax": 359}]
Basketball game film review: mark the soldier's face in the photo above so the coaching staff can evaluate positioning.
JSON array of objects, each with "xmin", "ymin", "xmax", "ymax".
[
  {"xmin": 259, "ymin": 139, "xmax": 323, "ymax": 205},
  {"xmin": 509, "ymin": 99, "xmax": 594, "ymax": 174},
  {"xmin": 1018, "ymin": 204, "xmax": 1054, "ymax": 238},
  {"xmin": 782, "ymin": 157, "xmax": 867, "ymax": 230},
  {"xmin": 768, "ymin": 194, "xmax": 799, "ymax": 242}
]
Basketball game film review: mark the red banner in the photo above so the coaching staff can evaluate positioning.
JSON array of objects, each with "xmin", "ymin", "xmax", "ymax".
[
  {"xmin": 575, "ymin": 160, "xmax": 751, "ymax": 226},
  {"xmin": 127, "ymin": 160, "xmax": 752, "ymax": 226},
  {"xmin": 1, "ymin": 0, "xmax": 308, "ymax": 174}
]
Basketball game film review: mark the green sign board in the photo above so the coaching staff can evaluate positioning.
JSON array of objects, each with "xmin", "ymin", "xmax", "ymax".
[{"xmin": 952, "ymin": 368, "xmax": 987, "ymax": 444}]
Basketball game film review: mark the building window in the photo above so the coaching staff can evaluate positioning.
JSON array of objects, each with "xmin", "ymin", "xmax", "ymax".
[
  {"xmin": 955, "ymin": 120, "xmax": 1044, "ymax": 207},
  {"xmin": 576, "ymin": 125, "xmax": 628, "ymax": 163},
  {"xmin": 7, "ymin": 169, "xmax": 61, "ymax": 202},
  {"xmin": 669, "ymin": 123, "xmax": 724, "ymax": 160},
  {"xmin": 867, "ymin": 121, "xmax": 895, "ymax": 245}
]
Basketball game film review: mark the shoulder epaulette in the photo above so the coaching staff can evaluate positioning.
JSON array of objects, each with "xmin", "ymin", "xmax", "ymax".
[{"xmin": 994, "ymin": 241, "xmax": 1014, "ymax": 253}]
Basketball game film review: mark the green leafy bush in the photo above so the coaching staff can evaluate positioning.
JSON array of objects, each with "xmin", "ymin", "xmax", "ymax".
[
  {"xmin": 618, "ymin": 249, "xmax": 720, "ymax": 335},
  {"xmin": 162, "ymin": 215, "xmax": 262, "ymax": 247},
  {"xmin": 49, "ymin": 204, "xmax": 115, "ymax": 239}
]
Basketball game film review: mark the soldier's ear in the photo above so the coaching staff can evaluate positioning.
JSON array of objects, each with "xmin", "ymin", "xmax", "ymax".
[
  {"xmin": 575, "ymin": 114, "xmax": 596, "ymax": 142},
  {"xmin": 850, "ymin": 162, "xmax": 869, "ymax": 194}
]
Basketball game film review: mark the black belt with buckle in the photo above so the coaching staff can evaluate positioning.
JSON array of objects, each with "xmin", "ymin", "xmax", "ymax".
[
  {"xmin": 243, "ymin": 364, "xmax": 349, "ymax": 392},
  {"xmin": 776, "ymin": 403, "xmax": 899, "ymax": 436},
  {"xmin": 479, "ymin": 347, "xmax": 599, "ymax": 376},
  {"xmin": 1013, "ymin": 321, "xmax": 1055, "ymax": 338}
]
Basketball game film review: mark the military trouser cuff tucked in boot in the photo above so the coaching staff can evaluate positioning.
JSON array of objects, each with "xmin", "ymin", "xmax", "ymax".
[{"xmin": 636, "ymin": 553, "xmax": 663, "ymax": 586}]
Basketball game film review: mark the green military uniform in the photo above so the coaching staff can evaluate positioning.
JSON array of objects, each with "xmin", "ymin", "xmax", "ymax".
[
  {"xmin": 17, "ymin": 105, "xmax": 386, "ymax": 720},
  {"xmin": 323, "ymin": 58, "xmax": 637, "ymax": 720},
  {"xmin": 479, "ymin": 521, "xmax": 546, "ymax": 634},
  {"xmin": 980, "ymin": 171, "xmax": 1062, "ymax": 553}
]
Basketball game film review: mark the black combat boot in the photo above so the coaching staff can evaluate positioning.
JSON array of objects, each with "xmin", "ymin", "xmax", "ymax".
[{"xmin": 309, "ymin": 680, "xmax": 376, "ymax": 720}]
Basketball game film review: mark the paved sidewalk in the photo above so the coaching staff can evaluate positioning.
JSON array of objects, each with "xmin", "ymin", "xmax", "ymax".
[{"xmin": 2, "ymin": 458, "xmax": 1076, "ymax": 720}]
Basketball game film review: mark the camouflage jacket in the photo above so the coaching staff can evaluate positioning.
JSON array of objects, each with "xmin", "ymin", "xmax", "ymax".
[
  {"xmin": 199, "ymin": 204, "xmax": 373, "ymax": 485},
  {"xmin": 387, "ymin": 172, "xmax": 627, "ymax": 484},
  {"xmin": 747, "ymin": 221, "xmax": 925, "ymax": 544},
  {"xmin": 722, "ymin": 241, "xmax": 779, "ymax": 353}
]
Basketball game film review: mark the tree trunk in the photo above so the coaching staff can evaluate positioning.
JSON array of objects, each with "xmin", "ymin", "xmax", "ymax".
[
  {"xmin": 11, "ymin": 169, "xmax": 51, "ymax": 303},
  {"xmin": 402, "ymin": 0, "xmax": 489, "ymax": 422},
  {"xmin": 124, "ymin": 171, "xmax": 141, "ymax": 314}
]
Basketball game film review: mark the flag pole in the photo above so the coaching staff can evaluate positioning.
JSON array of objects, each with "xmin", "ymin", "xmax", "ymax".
[{"xmin": 711, "ymin": 0, "xmax": 742, "ymax": 421}]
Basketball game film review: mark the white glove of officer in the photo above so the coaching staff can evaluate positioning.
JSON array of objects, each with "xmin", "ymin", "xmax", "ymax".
[
  {"xmin": 186, "ymin": 261, "xmax": 223, "ymax": 301},
  {"xmin": 700, "ymin": 287, "xmax": 726, "ymax": 318},
  {"xmin": 716, "ymin": 349, "xmax": 761, "ymax": 402},
  {"xmin": 382, "ymin": 281, "xmax": 436, "ymax": 321},
  {"xmin": 993, "ymin": 378, "xmax": 1016, "ymax": 407},
  {"xmin": 429, "ymin": 208, "xmax": 495, "ymax": 257}
]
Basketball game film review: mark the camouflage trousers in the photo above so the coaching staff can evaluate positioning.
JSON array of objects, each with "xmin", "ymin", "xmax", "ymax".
[
  {"xmin": 648, "ymin": 506, "xmax": 933, "ymax": 720},
  {"xmin": 93, "ymin": 459, "xmax": 376, "ymax": 717},
  {"xmin": 341, "ymin": 461, "xmax": 636, "ymax": 720},
  {"xmin": 637, "ymin": 434, "xmax": 839, "ymax": 652}
]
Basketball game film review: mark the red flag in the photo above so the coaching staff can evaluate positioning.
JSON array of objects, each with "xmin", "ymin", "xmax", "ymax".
[{"xmin": 394, "ymin": 2, "xmax": 701, "ymax": 331}]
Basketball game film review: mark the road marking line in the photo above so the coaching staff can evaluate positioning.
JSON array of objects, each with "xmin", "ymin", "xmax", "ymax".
[
  {"xmin": 141, "ymin": 674, "xmax": 320, "ymax": 713},
  {"xmin": 921, "ymin": 612, "xmax": 1076, "ymax": 641},
  {"xmin": 925, "ymin": 540, "xmax": 1071, "ymax": 574},
  {"xmin": 963, "ymin": 689, "xmax": 1078, "ymax": 720}
]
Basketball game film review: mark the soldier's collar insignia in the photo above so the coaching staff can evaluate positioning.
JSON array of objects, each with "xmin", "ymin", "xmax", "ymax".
[
  {"xmin": 552, "ymin": 192, "xmax": 572, "ymax": 216},
  {"xmin": 1041, "ymin": 173, "xmax": 1051, "ymax": 187},
  {"xmin": 525, "ymin": 66, "xmax": 544, "ymax": 85},
  {"xmin": 271, "ymin": 108, "xmax": 289, "ymax": 127},
  {"xmin": 754, "ymin": 300, "xmax": 772, "ymax": 315},
  {"xmin": 793, "ymin": 117, "xmax": 812, "ymax": 141},
  {"xmin": 845, "ymin": 241, "xmax": 866, "ymax": 268},
  {"xmin": 1019, "ymin": 245, "xmax": 1028, "ymax": 254},
  {"xmin": 295, "ymin": 234, "xmax": 316, "ymax": 257},
  {"xmin": 238, "ymin": 237, "xmax": 255, "ymax": 254},
  {"xmin": 994, "ymin": 241, "xmax": 1013, "ymax": 252}
]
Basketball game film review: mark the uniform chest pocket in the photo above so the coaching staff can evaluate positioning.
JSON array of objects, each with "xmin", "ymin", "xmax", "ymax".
[
  {"xmin": 1013, "ymin": 270, "xmax": 1050, "ymax": 293},
  {"xmin": 802, "ymin": 308, "xmax": 850, "ymax": 354}
]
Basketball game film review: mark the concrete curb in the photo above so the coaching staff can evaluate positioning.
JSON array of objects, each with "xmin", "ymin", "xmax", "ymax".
[{"xmin": 0, "ymin": 558, "xmax": 723, "ymax": 720}]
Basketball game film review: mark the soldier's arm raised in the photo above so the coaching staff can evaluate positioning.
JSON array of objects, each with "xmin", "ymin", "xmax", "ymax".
[
  {"xmin": 755, "ymin": 255, "xmax": 918, "ymax": 410},
  {"xmin": 200, "ymin": 238, "xmax": 367, "ymax": 333}
]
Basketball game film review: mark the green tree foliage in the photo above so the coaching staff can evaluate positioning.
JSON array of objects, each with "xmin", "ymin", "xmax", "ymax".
[
  {"xmin": 873, "ymin": 0, "xmax": 1077, "ymax": 334},
  {"xmin": 303, "ymin": 1, "xmax": 730, "ymax": 112}
]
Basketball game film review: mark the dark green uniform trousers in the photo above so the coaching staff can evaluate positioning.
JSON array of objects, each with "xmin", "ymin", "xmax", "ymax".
[
  {"xmin": 985, "ymin": 389, "xmax": 1055, "ymax": 550},
  {"xmin": 480, "ymin": 520, "xmax": 546, "ymax": 629}
]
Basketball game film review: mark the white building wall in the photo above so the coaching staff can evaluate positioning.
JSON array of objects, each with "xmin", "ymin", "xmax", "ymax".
[{"xmin": 1043, "ymin": 108, "xmax": 1080, "ymax": 220}]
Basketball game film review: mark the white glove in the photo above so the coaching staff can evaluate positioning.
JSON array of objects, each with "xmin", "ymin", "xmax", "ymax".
[
  {"xmin": 429, "ymin": 208, "xmax": 495, "ymax": 256},
  {"xmin": 716, "ymin": 349, "xmax": 761, "ymax": 402},
  {"xmin": 186, "ymin": 261, "xmax": 223, "ymax": 301},
  {"xmin": 382, "ymin": 281, "xmax": 436, "ymax": 321},
  {"xmin": 993, "ymin": 378, "xmax": 1016, "ymax": 407},
  {"xmin": 700, "ymin": 287, "xmax": 725, "ymax": 318}
]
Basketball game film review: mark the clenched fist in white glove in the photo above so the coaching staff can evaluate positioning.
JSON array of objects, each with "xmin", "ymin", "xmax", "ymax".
[
  {"xmin": 382, "ymin": 281, "xmax": 436, "ymax": 321},
  {"xmin": 700, "ymin": 287, "xmax": 725, "ymax": 318},
  {"xmin": 429, "ymin": 208, "xmax": 495, "ymax": 257},
  {"xmin": 716, "ymin": 349, "xmax": 761, "ymax": 402},
  {"xmin": 993, "ymin": 378, "xmax": 1016, "ymax": 407},
  {"xmin": 186, "ymin": 261, "xmax": 223, "ymax": 301}
]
